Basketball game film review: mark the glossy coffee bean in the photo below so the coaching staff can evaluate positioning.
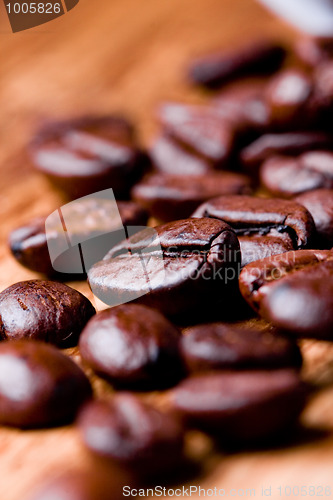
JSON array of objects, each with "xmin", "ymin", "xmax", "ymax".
[
  {"xmin": 260, "ymin": 152, "xmax": 333, "ymax": 197},
  {"xmin": 295, "ymin": 189, "xmax": 333, "ymax": 247},
  {"xmin": 9, "ymin": 200, "xmax": 148, "ymax": 277},
  {"xmin": 180, "ymin": 323, "xmax": 302, "ymax": 372},
  {"xmin": 239, "ymin": 249, "xmax": 333, "ymax": 339},
  {"xmin": 88, "ymin": 218, "xmax": 241, "ymax": 318},
  {"xmin": 188, "ymin": 40, "xmax": 285, "ymax": 89},
  {"xmin": 241, "ymin": 132, "xmax": 333, "ymax": 171},
  {"xmin": 26, "ymin": 468, "xmax": 129, "ymax": 500},
  {"xmin": 79, "ymin": 304, "xmax": 181, "ymax": 389},
  {"xmin": 172, "ymin": 370, "xmax": 306, "ymax": 442},
  {"xmin": 0, "ymin": 280, "xmax": 95, "ymax": 347},
  {"xmin": 77, "ymin": 394, "xmax": 184, "ymax": 475},
  {"xmin": 213, "ymin": 78, "xmax": 272, "ymax": 135},
  {"xmin": 192, "ymin": 195, "xmax": 315, "ymax": 266},
  {"xmin": 158, "ymin": 103, "xmax": 234, "ymax": 167},
  {"xmin": 0, "ymin": 340, "xmax": 91, "ymax": 428},
  {"xmin": 132, "ymin": 172, "xmax": 251, "ymax": 222},
  {"xmin": 150, "ymin": 135, "xmax": 212, "ymax": 176},
  {"xmin": 265, "ymin": 69, "xmax": 313, "ymax": 127},
  {"xmin": 30, "ymin": 116, "xmax": 146, "ymax": 199}
]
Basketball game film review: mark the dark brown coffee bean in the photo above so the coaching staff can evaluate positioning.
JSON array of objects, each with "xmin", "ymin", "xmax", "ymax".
[
  {"xmin": 188, "ymin": 40, "xmax": 285, "ymax": 89},
  {"xmin": 132, "ymin": 172, "xmax": 251, "ymax": 222},
  {"xmin": 171, "ymin": 370, "xmax": 306, "ymax": 442},
  {"xmin": 30, "ymin": 116, "xmax": 147, "ymax": 199},
  {"xmin": 157, "ymin": 103, "xmax": 234, "ymax": 167},
  {"xmin": 265, "ymin": 70, "xmax": 313, "ymax": 127},
  {"xmin": 295, "ymin": 189, "xmax": 333, "ymax": 247},
  {"xmin": 77, "ymin": 394, "xmax": 184, "ymax": 475},
  {"xmin": 0, "ymin": 280, "xmax": 95, "ymax": 347},
  {"xmin": 9, "ymin": 200, "xmax": 148, "ymax": 277},
  {"xmin": 0, "ymin": 340, "xmax": 91, "ymax": 428},
  {"xmin": 79, "ymin": 304, "xmax": 181, "ymax": 389},
  {"xmin": 213, "ymin": 79, "xmax": 272, "ymax": 134},
  {"xmin": 88, "ymin": 218, "xmax": 241, "ymax": 318},
  {"xmin": 26, "ymin": 468, "xmax": 129, "ymax": 500},
  {"xmin": 150, "ymin": 135, "xmax": 212, "ymax": 176},
  {"xmin": 239, "ymin": 249, "xmax": 333, "ymax": 339},
  {"xmin": 241, "ymin": 132, "xmax": 333, "ymax": 171},
  {"xmin": 180, "ymin": 323, "xmax": 302, "ymax": 372},
  {"xmin": 260, "ymin": 152, "xmax": 333, "ymax": 197},
  {"xmin": 192, "ymin": 195, "xmax": 315, "ymax": 266}
]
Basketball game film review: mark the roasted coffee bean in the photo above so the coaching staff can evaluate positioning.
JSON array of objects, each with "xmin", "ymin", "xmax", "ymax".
[
  {"xmin": 79, "ymin": 304, "xmax": 181, "ymax": 389},
  {"xmin": 241, "ymin": 132, "xmax": 333, "ymax": 171},
  {"xmin": 0, "ymin": 340, "xmax": 91, "ymax": 428},
  {"xmin": 88, "ymin": 218, "xmax": 241, "ymax": 318},
  {"xmin": 150, "ymin": 135, "xmax": 212, "ymax": 176},
  {"xmin": 0, "ymin": 280, "xmax": 95, "ymax": 347},
  {"xmin": 239, "ymin": 249, "xmax": 333, "ymax": 339},
  {"xmin": 265, "ymin": 69, "xmax": 313, "ymax": 127},
  {"xmin": 260, "ymin": 152, "xmax": 333, "ymax": 197},
  {"xmin": 30, "ymin": 116, "xmax": 147, "ymax": 199},
  {"xmin": 180, "ymin": 323, "xmax": 302, "ymax": 372},
  {"xmin": 9, "ymin": 200, "xmax": 148, "ymax": 277},
  {"xmin": 26, "ymin": 468, "xmax": 128, "ymax": 500},
  {"xmin": 77, "ymin": 394, "xmax": 184, "ymax": 475},
  {"xmin": 213, "ymin": 79, "xmax": 272, "ymax": 135},
  {"xmin": 188, "ymin": 40, "xmax": 285, "ymax": 88},
  {"xmin": 157, "ymin": 103, "xmax": 234, "ymax": 167},
  {"xmin": 132, "ymin": 172, "xmax": 251, "ymax": 222},
  {"xmin": 295, "ymin": 189, "xmax": 333, "ymax": 247},
  {"xmin": 192, "ymin": 195, "xmax": 315, "ymax": 266},
  {"xmin": 172, "ymin": 370, "xmax": 306, "ymax": 442}
]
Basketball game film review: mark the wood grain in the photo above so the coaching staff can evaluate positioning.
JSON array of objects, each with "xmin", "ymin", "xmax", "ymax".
[{"xmin": 1, "ymin": 1, "xmax": 333, "ymax": 498}]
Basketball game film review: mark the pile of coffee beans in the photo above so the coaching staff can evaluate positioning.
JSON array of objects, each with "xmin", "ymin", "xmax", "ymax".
[{"xmin": 4, "ymin": 35, "xmax": 333, "ymax": 500}]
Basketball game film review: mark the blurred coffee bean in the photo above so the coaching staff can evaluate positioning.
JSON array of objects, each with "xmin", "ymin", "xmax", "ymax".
[
  {"xmin": 132, "ymin": 172, "xmax": 251, "ymax": 222},
  {"xmin": 265, "ymin": 69, "xmax": 313, "ymax": 127},
  {"xmin": 241, "ymin": 132, "xmax": 333, "ymax": 171},
  {"xmin": 213, "ymin": 79, "xmax": 272, "ymax": 135},
  {"xmin": 239, "ymin": 249, "xmax": 333, "ymax": 339},
  {"xmin": 295, "ymin": 189, "xmax": 333, "ymax": 247},
  {"xmin": 180, "ymin": 323, "xmax": 302, "ymax": 372},
  {"xmin": 172, "ymin": 370, "xmax": 306, "ymax": 443},
  {"xmin": 260, "ymin": 151, "xmax": 333, "ymax": 197},
  {"xmin": 79, "ymin": 304, "xmax": 182, "ymax": 389},
  {"xmin": 0, "ymin": 340, "xmax": 91, "ymax": 428},
  {"xmin": 9, "ymin": 200, "xmax": 148, "ymax": 277},
  {"xmin": 294, "ymin": 37, "xmax": 333, "ymax": 67},
  {"xmin": 0, "ymin": 280, "xmax": 95, "ymax": 347},
  {"xmin": 77, "ymin": 394, "xmax": 185, "ymax": 475},
  {"xmin": 188, "ymin": 40, "xmax": 285, "ymax": 88},
  {"xmin": 150, "ymin": 135, "xmax": 212, "ymax": 176},
  {"xmin": 157, "ymin": 102, "xmax": 234, "ymax": 167},
  {"xmin": 30, "ymin": 116, "xmax": 147, "ymax": 199}
]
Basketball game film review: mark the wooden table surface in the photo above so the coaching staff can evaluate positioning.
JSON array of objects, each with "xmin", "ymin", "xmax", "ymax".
[{"xmin": 1, "ymin": 1, "xmax": 333, "ymax": 499}]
